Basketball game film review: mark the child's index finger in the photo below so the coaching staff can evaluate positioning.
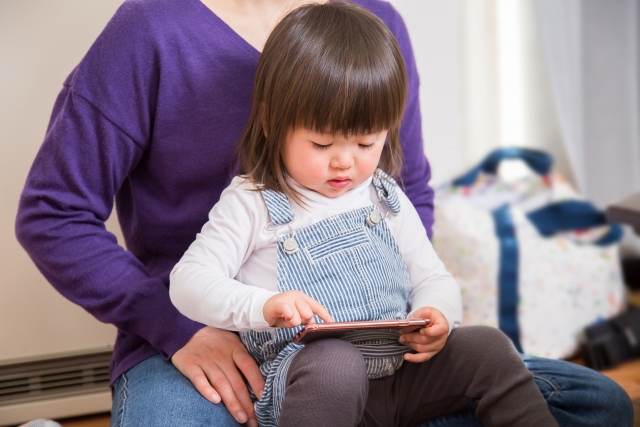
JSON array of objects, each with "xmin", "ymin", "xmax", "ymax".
[{"xmin": 306, "ymin": 297, "xmax": 333, "ymax": 323}]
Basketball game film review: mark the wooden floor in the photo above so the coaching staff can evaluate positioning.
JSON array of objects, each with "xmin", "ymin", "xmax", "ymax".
[
  {"xmin": 57, "ymin": 413, "xmax": 110, "ymax": 427},
  {"xmin": 602, "ymin": 359, "xmax": 640, "ymax": 400},
  {"xmin": 55, "ymin": 359, "xmax": 640, "ymax": 426}
]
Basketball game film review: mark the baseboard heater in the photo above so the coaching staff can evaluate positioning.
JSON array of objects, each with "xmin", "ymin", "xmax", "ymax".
[{"xmin": 0, "ymin": 349, "xmax": 113, "ymax": 426}]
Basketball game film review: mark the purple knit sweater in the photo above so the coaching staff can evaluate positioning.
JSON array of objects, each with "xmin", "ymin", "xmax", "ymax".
[{"xmin": 15, "ymin": 0, "xmax": 433, "ymax": 385}]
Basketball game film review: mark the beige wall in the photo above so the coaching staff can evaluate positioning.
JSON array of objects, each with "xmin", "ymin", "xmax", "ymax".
[
  {"xmin": 389, "ymin": 0, "xmax": 464, "ymax": 186},
  {"xmin": 0, "ymin": 1, "xmax": 124, "ymax": 361}
]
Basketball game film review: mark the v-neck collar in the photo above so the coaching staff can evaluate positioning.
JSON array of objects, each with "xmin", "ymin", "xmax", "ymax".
[
  {"xmin": 190, "ymin": 0, "xmax": 263, "ymax": 58},
  {"xmin": 190, "ymin": 0, "xmax": 348, "ymax": 58}
]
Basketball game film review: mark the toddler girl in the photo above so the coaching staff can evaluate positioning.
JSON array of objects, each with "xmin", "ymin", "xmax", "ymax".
[{"xmin": 170, "ymin": 2, "xmax": 558, "ymax": 426}]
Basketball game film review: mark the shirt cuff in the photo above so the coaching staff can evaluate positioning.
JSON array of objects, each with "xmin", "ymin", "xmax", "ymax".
[{"xmin": 249, "ymin": 289, "xmax": 279, "ymax": 331}]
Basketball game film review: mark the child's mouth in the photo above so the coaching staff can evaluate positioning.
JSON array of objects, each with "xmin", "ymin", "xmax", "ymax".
[{"xmin": 327, "ymin": 178, "xmax": 351, "ymax": 189}]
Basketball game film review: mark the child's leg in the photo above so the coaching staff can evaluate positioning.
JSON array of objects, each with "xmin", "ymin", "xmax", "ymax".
[
  {"xmin": 279, "ymin": 338, "xmax": 369, "ymax": 427},
  {"xmin": 362, "ymin": 326, "xmax": 559, "ymax": 427}
]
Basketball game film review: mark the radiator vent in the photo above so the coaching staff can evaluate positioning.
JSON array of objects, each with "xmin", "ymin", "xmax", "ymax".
[{"xmin": 0, "ymin": 350, "xmax": 112, "ymax": 407}]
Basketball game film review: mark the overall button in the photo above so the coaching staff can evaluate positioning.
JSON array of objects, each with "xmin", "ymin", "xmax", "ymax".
[
  {"xmin": 367, "ymin": 210, "xmax": 382, "ymax": 227},
  {"xmin": 283, "ymin": 237, "xmax": 299, "ymax": 254}
]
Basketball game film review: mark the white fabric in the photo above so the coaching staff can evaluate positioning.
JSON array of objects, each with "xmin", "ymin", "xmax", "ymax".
[
  {"xmin": 170, "ymin": 176, "xmax": 462, "ymax": 333},
  {"xmin": 19, "ymin": 421, "xmax": 62, "ymax": 427},
  {"xmin": 433, "ymin": 172, "xmax": 626, "ymax": 359},
  {"xmin": 535, "ymin": 0, "xmax": 640, "ymax": 207}
]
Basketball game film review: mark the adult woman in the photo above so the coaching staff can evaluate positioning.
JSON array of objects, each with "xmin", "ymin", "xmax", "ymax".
[{"xmin": 15, "ymin": 0, "xmax": 632, "ymax": 426}]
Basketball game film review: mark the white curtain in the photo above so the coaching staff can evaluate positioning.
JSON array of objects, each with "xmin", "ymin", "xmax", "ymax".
[
  {"xmin": 535, "ymin": 0, "xmax": 640, "ymax": 208},
  {"xmin": 390, "ymin": 0, "xmax": 640, "ymax": 205},
  {"xmin": 390, "ymin": 0, "xmax": 571, "ymax": 186}
]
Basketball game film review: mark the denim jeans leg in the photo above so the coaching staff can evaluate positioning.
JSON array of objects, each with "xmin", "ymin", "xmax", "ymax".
[
  {"xmin": 110, "ymin": 355, "xmax": 241, "ymax": 427},
  {"xmin": 522, "ymin": 354, "xmax": 633, "ymax": 427},
  {"xmin": 414, "ymin": 354, "xmax": 634, "ymax": 427}
]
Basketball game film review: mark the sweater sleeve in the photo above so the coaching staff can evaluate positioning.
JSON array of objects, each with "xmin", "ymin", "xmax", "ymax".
[
  {"xmin": 379, "ymin": 3, "xmax": 435, "ymax": 238},
  {"xmin": 170, "ymin": 182, "xmax": 277, "ymax": 332},
  {"xmin": 14, "ymin": 2, "xmax": 202, "ymax": 360}
]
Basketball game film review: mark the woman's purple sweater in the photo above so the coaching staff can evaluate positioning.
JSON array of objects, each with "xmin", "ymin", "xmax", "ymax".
[{"xmin": 15, "ymin": 0, "xmax": 433, "ymax": 385}]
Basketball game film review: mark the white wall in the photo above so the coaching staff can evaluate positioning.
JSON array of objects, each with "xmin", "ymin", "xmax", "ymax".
[
  {"xmin": 388, "ymin": 0, "xmax": 464, "ymax": 186},
  {"xmin": 0, "ymin": 1, "xmax": 123, "ymax": 361}
]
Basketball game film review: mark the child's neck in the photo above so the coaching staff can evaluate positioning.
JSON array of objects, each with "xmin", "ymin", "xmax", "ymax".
[{"xmin": 199, "ymin": 0, "xmax": 328, "ymax": 52}]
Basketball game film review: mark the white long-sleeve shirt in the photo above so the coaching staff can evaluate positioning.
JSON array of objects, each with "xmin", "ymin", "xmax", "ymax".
[{"xmin": 170, "ymin": 176, "xmax": 462, "ymax": 333}]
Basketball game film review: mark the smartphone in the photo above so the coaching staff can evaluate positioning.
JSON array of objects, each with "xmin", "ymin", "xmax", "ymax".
[{"xmin": 292, "ymin": 319, "xmax": 431, "ymax": 345}]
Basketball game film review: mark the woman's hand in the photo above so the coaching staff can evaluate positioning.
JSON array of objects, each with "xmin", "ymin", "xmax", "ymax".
[
  {"xmin": 398, "ymin": 306, "xmax": 449, "ymax": 363},
  {"xmin": 263, "ymin": 290, "xmax": 334, "ymax": 328},
  {"xmin": 171, "ymin": 327, "xmax": 264, "ymax": 427}
]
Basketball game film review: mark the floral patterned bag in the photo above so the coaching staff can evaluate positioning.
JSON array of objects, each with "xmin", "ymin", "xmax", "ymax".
[{"xmin": 433, "ymin": 148, "xmax": 625, "ymax": 358}]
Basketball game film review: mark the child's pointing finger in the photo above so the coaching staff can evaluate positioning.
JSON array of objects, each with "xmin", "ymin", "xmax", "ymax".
[{"xmin": 304, "ymin": 296, "xmax": 334, "ymax": 324}]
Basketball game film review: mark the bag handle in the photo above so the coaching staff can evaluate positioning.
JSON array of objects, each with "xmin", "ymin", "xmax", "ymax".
[
  {"xmin": 453, "ymin": 148, "xmax": 553, "ymax": 186},
  {"xmin": 527, "ymin": 200, "xmax": 623, "ymax": 246}
]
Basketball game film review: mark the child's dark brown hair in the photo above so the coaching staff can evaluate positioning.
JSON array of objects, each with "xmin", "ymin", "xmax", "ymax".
[{"xmin": 237, "ymin": 1, "xmax": 408, "ymax": 202}]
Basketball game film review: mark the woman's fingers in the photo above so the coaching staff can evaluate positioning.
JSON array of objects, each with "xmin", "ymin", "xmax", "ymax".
[
  {"xmin": 171, "ymin": 327, "xmax": 259, "ymax": 426},
  {"xmin": 214, "ymin": 346, "xmax": 262, "ymax": 427},
  {"xmin": 233, "ymin": 347, "xmax": 265, "ymax": 400},
  {"xmin": 176, "ymin": 358, "xmax": 251, "ymax": 425},
  {"xmin": 204, "ymin": 362, "xmax": 252, "ymax": 425},
  {"xmin": 182, "ymin": 363, "xmax": 221, "ymax": 404}
]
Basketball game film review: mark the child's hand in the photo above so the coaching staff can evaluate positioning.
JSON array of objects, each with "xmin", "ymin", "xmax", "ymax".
[
  {"xmin": 263, "ymin": 290, "xmax": 334, "ymax": 328},
  {"xmin": 398, "ymin": 306, "xmax": 449, "ymax": 363}
]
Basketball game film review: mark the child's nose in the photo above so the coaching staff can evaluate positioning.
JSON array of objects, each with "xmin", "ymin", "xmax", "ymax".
[{"xmin": 330, "ymin": 151, "xmax": 354, "ymax": 169}]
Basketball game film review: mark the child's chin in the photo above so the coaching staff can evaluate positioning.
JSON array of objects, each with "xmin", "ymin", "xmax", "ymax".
[{"xmin": 320, "ymin": 187, "xmax": 351, "ymax": 198}]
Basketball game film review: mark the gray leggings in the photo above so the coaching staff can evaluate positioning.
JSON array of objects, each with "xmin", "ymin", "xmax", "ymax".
[{"xmin": 279, "ymin": 326, "xmax": 559, "ymax": 427}]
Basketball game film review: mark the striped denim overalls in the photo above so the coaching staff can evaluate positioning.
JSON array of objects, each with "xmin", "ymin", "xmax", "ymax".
[{"xmin": 240, "ymin": 169, "xmax": 413, "ymax": 426}]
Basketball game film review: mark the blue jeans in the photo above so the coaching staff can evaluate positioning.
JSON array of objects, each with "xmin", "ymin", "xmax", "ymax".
[{"xmin": 110, "ymin": 354, "xmax": 634, "ymax": 427}]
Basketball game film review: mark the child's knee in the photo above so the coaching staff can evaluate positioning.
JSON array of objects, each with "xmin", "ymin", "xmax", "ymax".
[
  {"xmin": 281, "ymin": 340, "xmax": 368, "ymax": 426},
  {"xmin": 287, "ymin": 339, "xmax": 367, "ymax": 394},
  {"xmin": 450, "ymin": 326, "xmax": 521, "ymax": 364}
]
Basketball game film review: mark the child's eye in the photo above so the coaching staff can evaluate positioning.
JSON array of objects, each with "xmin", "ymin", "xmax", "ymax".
[
  {"xmin": 359, "ymin": 143, "xmax": 375, "ymax": 150},
  {"xmin": 312, "ymin": 142, "xmax": 331, "ymax": 150}
]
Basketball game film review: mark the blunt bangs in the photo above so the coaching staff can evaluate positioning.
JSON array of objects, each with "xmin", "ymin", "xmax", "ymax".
[{"xmin": 263, "ymin": 3, "xmax": 407, "ymax": 138}]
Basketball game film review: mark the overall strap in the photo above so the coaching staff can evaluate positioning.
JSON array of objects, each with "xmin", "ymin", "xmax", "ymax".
[
  {"xmin": 261, "ymin": 189, "xmax": 295, "ymax": 225},
  {"xmin": 262, "ymin": 169, "xmax": 400, "ymax": 225},
  {"xmin": 372, "ymin": 169, "xmax": 401, "ymax": 215}
]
